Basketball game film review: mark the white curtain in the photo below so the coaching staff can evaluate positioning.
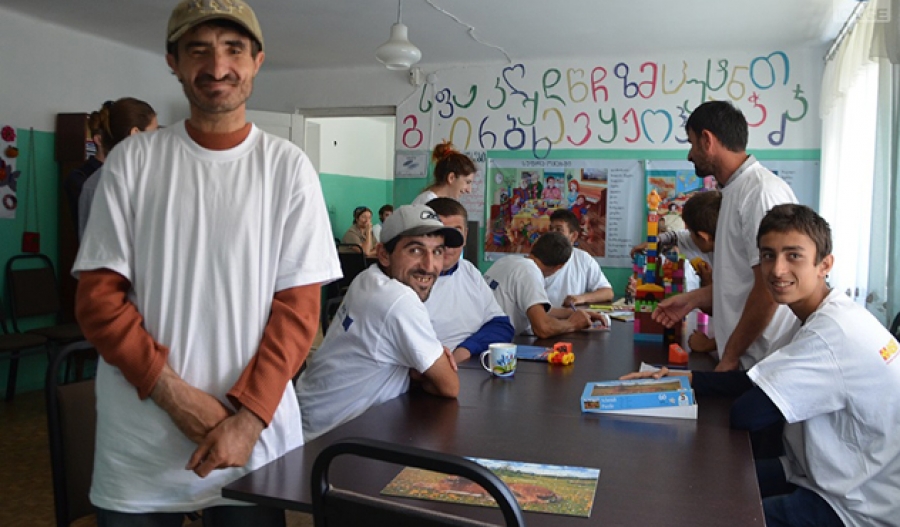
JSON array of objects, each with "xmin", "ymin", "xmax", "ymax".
[
  {"xmin": 820, "ymin": 0, "xmax": 900, "ymax": 325},
  {"xmin": 867, "ymin": 0, "xmax": 900, "ymax": 325}
]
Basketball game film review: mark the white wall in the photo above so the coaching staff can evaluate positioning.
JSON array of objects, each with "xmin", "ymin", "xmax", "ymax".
[
  {"xmin": 257, "ymin": 46, "xmax": 826, "ymax": 152},
  {"xmin": 307, "ymin": 116, "xmax": 395, "ymax": 179},
  {"xmin": 0, "ymin": 8, "xmax": 186, "ymax": 131}
]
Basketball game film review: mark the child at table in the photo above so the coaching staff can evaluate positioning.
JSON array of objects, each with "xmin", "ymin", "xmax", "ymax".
[{"xmin": 622, "ymin": 204, "xmax": 900, "ymax": 527}]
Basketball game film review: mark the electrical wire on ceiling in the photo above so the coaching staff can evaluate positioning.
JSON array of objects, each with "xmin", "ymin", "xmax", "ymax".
[{"xmin": 424, "ymin": 0, "xmax": 512, "ymax": 64}]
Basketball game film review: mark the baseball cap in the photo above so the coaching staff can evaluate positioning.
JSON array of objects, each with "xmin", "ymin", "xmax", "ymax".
[
  {"xmin": 380, "ymin": 205, "xmax": 464, "ymax": 248},
  {"xmin": 167, "ymin": 0, "xmax": 264, "ymax": 50}
]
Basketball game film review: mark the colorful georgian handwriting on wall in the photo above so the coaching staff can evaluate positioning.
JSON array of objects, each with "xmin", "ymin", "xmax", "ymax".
[{"xmin": 400, "ymin": 51, "xmax": 807, "ymax": 155}]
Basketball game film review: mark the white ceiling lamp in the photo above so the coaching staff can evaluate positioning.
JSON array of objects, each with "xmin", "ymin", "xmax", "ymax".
[{"xmin": 375, "ymin": 0, "xmax": 422, "ymax": 70}]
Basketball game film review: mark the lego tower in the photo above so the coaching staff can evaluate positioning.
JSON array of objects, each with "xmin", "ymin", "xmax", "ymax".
[{"xmin": 633, "ymin": 190, "xmax": 686, "ymax": 343}]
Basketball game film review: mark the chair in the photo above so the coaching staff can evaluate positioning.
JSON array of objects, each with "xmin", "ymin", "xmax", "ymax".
[
  {"xmin": 5, "ymin": 253, "xmax": 84, "ymax": 343},
  {"xmin": 890, "ymin": 311, "xmax": 900, "ymax": 340},
  {"xmin": 1, "ymin": 297, "xmax": 49, "ymax": 401},
  {"xmin": 46, "ymin": 342, "xmax": 97, "ymax": 527},
  {"xmin": 334, "ymin": 243, "xmax": 368, "ymax": 295},
  {"xmin": 320, "ymin": 295, "xmax": 345, "ymax": 337},
  {"xmin": 311, "ymin": 437, "xmax": 526, "ymax": 527}
]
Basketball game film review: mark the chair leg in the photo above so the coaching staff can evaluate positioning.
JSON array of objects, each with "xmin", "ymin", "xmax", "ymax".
[{"xmin": 5, "ymin": 352, "xmax": 19, "ymax": 402}]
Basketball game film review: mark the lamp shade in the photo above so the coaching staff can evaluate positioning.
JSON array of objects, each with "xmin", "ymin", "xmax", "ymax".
[{"xmin": 375, "ymin": 22, "xmax": 421, "ymax": 70}]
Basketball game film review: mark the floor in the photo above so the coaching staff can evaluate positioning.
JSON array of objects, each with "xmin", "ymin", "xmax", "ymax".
[{"xmin": 0, "ymin": 330, "xmax": 324, "ymax": 527}]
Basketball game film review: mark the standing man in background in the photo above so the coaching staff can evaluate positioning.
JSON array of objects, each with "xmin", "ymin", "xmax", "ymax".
[
  {"xmin": 653, "ymin": 101, "xmax": 798, "ymax": 371},
  {"xmin": 73, "ymin": 1, "xmax": 341, "ymax": 525}
]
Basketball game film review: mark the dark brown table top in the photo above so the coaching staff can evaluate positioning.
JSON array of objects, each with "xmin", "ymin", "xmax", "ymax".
[{"xmin": 224, "ymin": 319, "xmax": 764, "ymax": 526}]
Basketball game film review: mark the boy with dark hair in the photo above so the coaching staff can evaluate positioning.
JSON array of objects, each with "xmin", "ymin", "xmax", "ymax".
[
  {"xmin": 624, "ymin": 204, "xmax": 900, "ymax": 527},
  {"xmin": 425, "ymin": 198, "xmax": 514, "ymax": 363},
  {"xmin": 545, "ymin": 209, "xmax": 613, "ymax": 307},
  {"xmin": 372, "ymin": 203, "xmax": 394, "ymax": 242},
  {"xmin": 484, "ymin": 232, "xmax": 608, "ymax": 338}
]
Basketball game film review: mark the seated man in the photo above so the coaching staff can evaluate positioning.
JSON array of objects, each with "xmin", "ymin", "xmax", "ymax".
[
  {"xmin": 425, "ymin": 198, "xmax": 514, "ymax": 363},
  {"xmin": 483, "ymin": 231, "xmax": 607, "ymax": 338},
  {"xmin": 623, "ymin": 204, "xmax": 900, "ymax": 527},
  {"xmin": 297, "ymin": 205, "xmax": 461, "ymax": 441},
  {"xmin": 545, "ymin": 209, "xmax": 613, "ymax": 307}
]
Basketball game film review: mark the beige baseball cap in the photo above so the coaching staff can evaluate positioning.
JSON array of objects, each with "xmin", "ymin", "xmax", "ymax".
[{"xmin": 167, "ymin": 0, "xmax": 264, "ymax": 50}]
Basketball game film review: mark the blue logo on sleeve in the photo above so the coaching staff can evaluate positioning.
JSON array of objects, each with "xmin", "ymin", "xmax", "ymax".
[
  {"xmin": 342, "ymin": 315, "xmax": 354, "ymax": 331},
  {"xmin": 489, "ymin": 280, "xmax": 499, "ymax": 290}
]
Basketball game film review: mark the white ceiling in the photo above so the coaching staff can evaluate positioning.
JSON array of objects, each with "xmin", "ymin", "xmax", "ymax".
[{"xmin": 0, "ymin": 0, "xmax": 857, "ymax": 71}]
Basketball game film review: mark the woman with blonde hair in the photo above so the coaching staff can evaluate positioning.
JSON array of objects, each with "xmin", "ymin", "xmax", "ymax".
[{"xmin": 411, "ymin": 141, "xmax": 476, "ymax": 205}]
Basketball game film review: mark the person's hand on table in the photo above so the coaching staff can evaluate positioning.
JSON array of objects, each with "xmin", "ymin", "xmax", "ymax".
[
  {"xmin": 563, "ymin": 294, "xmax": 584, "ymax": 308},
  {"xmin": 567, "ymin": 309, "xmax": 593, "ymax": 330},
  {"xmin": 585, "ymin": 310, "xmax": 610, "ymax": 327},
  {"xmin": 186, "ymin": 407, "xmax": 265, "ymax": 478},
  {"xmin": 620, "ymin": 366, "xmax": 671, "ymax": 381},
  {"xmin": 452, "ymin": 346, "xmax": 471, "ymax": 363}
]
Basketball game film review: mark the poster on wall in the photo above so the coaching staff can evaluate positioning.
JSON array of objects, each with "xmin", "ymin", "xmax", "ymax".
[
  {"xmin": 0, "ymin": 124, "xmax": 19, "ymax": 220},
  {"xmin": 395, "ymin": 151, "xmax": 427, "ymax": 178},
  {"xmin": 484, "ymin": 158, "xmax": 643, "ymax": 267},
  {"xmin": 766, "ymin": 160, "xmax": 820, "ymax": 209},
  {"xmin": 644, "ymin": 160, "xmax": 715, "ymax": 232}
]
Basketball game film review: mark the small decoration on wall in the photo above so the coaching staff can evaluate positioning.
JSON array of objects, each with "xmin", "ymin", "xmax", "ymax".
[
  {"xmin": 395, "ymin": 151, "xmax": 427, "ymax": 178},
  {"xmin": 0, "ymin": 123, "xmax": 19, "ymax": 220}
]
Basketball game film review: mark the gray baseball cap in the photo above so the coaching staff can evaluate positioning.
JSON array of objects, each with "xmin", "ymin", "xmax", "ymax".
[{"xmin": 380, "ymin": 205, "xmax": 464, "ymax": 248}]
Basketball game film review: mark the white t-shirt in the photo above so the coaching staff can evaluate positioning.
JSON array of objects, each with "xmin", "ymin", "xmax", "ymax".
[
  {"xmin": 483, "ymin": 255, "xmax": 550, "ymax": 335},
  {"xmin": 297, "ymin": 265, "xmax": 444, "ymax": 441},
  {"xmin": 411, "ymin": 190, "xmax": 439, "ymax": 206},
  {"xmin": 543, "ymin": 248, "xmax": 611, "ymax": 307},
  {"xmin": 714, "ymin": 156, "xmax": 798, "ymax": 368},
  {"xmin": 748, "ymin": 289, "xmax": 900, "ymax": 527},
  {"xmin": 425, "ymin": 259, "xmax": 508, "ymax": 350},
  {"xmin": 73, "ymin": 122, "xmax": 341, "ymax": 512},
  {"xmin": 372, "ymin": 223, "xmax": 383, "ymax": 243}
]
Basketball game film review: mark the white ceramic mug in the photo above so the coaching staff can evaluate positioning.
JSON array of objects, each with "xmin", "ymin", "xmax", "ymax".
[{"xmin": 480, "ymin": 343, "xmax": 517, "ymax": 378}]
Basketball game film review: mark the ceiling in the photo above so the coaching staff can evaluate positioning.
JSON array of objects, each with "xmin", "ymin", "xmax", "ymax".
[{"xmin": 1, "ymin": 0, "xmax": 857, "ymax": 71}]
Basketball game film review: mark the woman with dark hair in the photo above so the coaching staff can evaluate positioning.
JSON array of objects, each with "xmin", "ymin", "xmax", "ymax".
[
  {"xmin": 342, "ymin": 206, "xmax": 376, "ymax": 256},
  {"xmin": 411, "ymin": 141, "xmax": 476, "ymax": 205},
  {"xmin": 72, "ymin": 97, "xmax": 158, "ymax": 238}
]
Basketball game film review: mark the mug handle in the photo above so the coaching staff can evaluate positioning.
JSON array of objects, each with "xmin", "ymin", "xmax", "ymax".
[{"xmin": 480, "ymin": 350, "xmax": 492, "ymax": 372}]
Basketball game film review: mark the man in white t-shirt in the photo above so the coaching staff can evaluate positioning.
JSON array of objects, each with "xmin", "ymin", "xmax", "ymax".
[
  {"xmin": 483, "ymin": 232, "xmax": 608, "ymax": 338},
  {"xmin": 545, "ymin": 208, "xmax": 613, "ymax": 307},
  {"xmin": 653, "ymin": 101, "xmax": 798, "ymax": 371},
  {"xmin": 72, "ymin": 2, "xmax": 342, "ymax": 525},
  {"xmin": 625, "ymin": 205, "xmax": 900, "ymax": 527},
  {"xmin": 424, "ymin": 198, "xmax": 514, "ymax": 363},
  {"xmin": 297, "ymin": 204, "xmax": 461, "ymax": 441},
  {"xmin": 371, "ymin": 203, "xmax": 393, "ymax": 243}
]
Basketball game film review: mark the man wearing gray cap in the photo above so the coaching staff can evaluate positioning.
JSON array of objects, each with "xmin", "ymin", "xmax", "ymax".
[
  {"xmin": 297, "ymin": 204, "xmax": 461, "ymax": 441},
  {"xmin": 73, "ymin": 1, "xmax": 340, "ymax": 525}
]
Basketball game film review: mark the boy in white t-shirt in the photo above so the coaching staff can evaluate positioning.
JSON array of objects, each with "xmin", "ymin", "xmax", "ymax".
[
  {"xmin": 297, "ymin": 205, "xmax": 462, "ymax": 441},
  {"xmin": 483, "ymin": 232, "xmax": 608, "ymax": 338},
  {"xmin": 424, "ymin": 198, "xmax": 514, "ymax": 363},
  {"xmin": 624, "ymin": 204, "xmax": 900, "ymax": 527},
  {"xmin": 545, "ymin": 208, "xmax": 613, "ymax": 307}
]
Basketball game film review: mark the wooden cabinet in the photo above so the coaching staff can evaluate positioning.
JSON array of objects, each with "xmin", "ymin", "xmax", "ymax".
[{"xmin": 55, "ymin": 113, "xmax": 89, "ymax": 323}]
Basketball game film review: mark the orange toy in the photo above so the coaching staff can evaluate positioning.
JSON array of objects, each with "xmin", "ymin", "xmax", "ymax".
[
  {"xmin": 547, "ymin": 342, "xmax": 575, "ymax": 365},
  {"xmin": 668, "ymin": 343, "xmax": 689, "ymax": 365}
]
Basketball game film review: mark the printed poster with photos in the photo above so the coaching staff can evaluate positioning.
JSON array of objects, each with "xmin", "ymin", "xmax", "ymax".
[
  {"xmin": 643, "ymin": 160, "xmax": 715, "ymax": 233},
  {"xmin": 484, "ymin": 158, "xmax": 643, "ymax": 267},
  {"xmin": 0, "ymin": 124, "xmax": 18, "ymax": 219}
]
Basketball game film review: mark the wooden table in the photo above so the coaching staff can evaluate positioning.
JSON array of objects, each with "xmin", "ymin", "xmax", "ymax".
[{"xmin": 224, "ymin": 320, "xmax": 764, "ymax": 526}]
